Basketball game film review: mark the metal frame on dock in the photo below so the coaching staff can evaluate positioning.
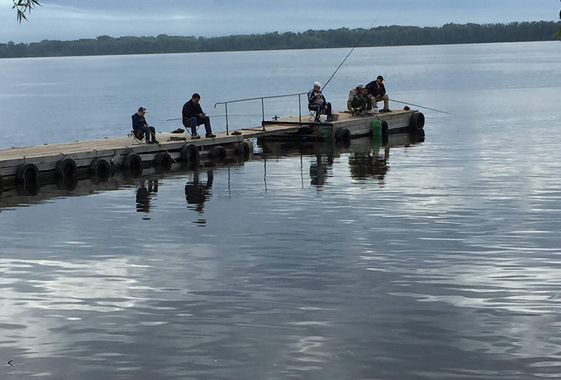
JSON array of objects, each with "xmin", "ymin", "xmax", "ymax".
[{"xmin": 215, "ymin": 92, "xmax": 309, "ymax": 135}]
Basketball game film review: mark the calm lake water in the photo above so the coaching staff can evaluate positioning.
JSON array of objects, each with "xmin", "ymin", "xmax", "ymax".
[{"xmin": 1, "ymin": 41, "xmax": 561, "ymax": 379}]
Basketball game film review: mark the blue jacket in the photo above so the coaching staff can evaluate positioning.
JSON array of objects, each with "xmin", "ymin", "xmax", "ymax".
[
  {"xmin": 307, "ymin": 89, "xmax": 325, "ymax": 106},
  {"xmin": 132, "ymin": 113, "xmax": 147, "ymax": 130}
]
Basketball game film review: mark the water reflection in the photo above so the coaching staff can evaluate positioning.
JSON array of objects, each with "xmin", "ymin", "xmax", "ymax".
[
  {"xmin": 0, "ymin": 134, "xmax": 423, "ymax": 212},
  {"xmin": 136, "ymin": 180, "xmax": 159, "ymax": 217},
  {"xmin": 310, "ymin": 153, "xmax": 333, "ymax": 188},
  {"xmin": 16, "ymin": 181, "xmax": 40, "ymax": 197},
  {"xmin": 347, "ymin": 132, "xmax": 423, "ymax": 181},
  {"xmin": 349, "ymin": 144, "xmax": 390, "ymax": 184},
  {"xmin": 185, "ymin": 170, "xmax": 214, "ymax": 225},
  {"xmin": 260, "ymin": 132, "xmax": 423, "ymax": 188},
  {"xmin": 56, "ymin": 175, "xmax": 79, "ymax": 192}
]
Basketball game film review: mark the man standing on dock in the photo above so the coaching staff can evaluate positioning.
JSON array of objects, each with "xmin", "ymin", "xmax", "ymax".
[
  {"xmin": 132, "ymin": 107, "xmax": 159, "ymax": 144},
  {"xmin": 182, "ymin": 94, "xmax": 216, "ymax": 139},
  {"xmin": 366, "ymin": 76, "xmax": 391, "ymax": 112}
]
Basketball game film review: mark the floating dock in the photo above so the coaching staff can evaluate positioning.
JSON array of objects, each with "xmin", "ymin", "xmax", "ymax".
[
  {"xmin": 0, "ymin": 109, "xmax": 424, "ymax": 194},
  {"xmin": 0, "ymin": 131, "xmax": 424, "ymax": 210}
]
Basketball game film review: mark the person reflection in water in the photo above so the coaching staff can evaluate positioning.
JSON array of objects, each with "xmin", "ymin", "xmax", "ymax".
[
  {"xmin": 348, "ymin": 146, "xmax": 390, "ymax": 184},
  {"xmin": 136, "ymin": 180, "xmax": 159, "ymax": 214},
  {"xmin": 185, "ymin": 170, "xmax": 214, "ymax": 225},
  {"xmin": 372, "ymin": 146, "xmax": 390, "ymax": 182},
  {"xmin": 310, "ymin": 153, "xmax": 333, "ymax": 188}
]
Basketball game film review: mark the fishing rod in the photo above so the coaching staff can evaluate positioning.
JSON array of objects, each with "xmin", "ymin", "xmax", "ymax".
[
  {"xmin": 319, "ymin": 14, "xmax": 455, "ymax": 117},
  {"xmin": 166, "ymin": 115, "xmax": 261, "ymax": 121},
  {"xmin": 389, "ymin": 98, "xmax": 457, "ymax": 116},
  {"xmin": 322, "ymin": 15, "xmax": 383, "ymax": 91}
]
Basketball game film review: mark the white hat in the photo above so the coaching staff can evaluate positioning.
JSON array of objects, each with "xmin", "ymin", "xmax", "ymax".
[
  {"xmin": 314, "ymin": 82, "xmax": 321, "ymax": 87},
  {"xmin": 357, "ymin": 83, "xmax": 365, "ymax": 88}
]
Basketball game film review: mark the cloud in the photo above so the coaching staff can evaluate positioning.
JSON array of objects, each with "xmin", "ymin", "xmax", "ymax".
[{"xmin": 0, "ymin": 0, "xmax": 556, "ymax": 43}]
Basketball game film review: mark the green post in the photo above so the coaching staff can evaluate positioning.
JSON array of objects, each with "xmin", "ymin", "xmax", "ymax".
[{"xmin": 371, "ymin": 120, "xmax": 382, "ymax": 136}]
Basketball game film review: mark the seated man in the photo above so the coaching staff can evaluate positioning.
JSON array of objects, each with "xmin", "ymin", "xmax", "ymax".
[
  {"xmin": 132, "ymin": 107, "xmax": 158, "ymax": 144},
  {"xmin": 366, "ymin": 75, "xmax": 391, "ymax": 112},
  {"xmin": 308, "ymin": 82, "xmax": 334, "ymax": 122},
  {"xmin": 182, "ymin": 93, "xmax": 216, "ymax": 139},
  {"xmin": 347, "ymin": 84, "xmax": 372, "ymax": 115}
]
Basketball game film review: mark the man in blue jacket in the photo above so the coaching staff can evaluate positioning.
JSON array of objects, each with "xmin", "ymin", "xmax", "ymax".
[
  {"xmin": 132, "ymin": 107, "xmax": 158, "ymax": 143},
  {"xmin": 182, "ymin": 93, "xmax": 216, "ymax": 139},
  {"xmin": 307, "ymin": 82, "xmax": 334, "ymax": 122}
]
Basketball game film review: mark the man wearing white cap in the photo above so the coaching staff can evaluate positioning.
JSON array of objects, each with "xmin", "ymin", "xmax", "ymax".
[{"xmin": 307, "ymin": 82, "xmax": 334, "ymax": 122}]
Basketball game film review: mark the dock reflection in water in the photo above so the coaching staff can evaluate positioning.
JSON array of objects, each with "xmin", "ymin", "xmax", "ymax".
[
  {"xmin": 0, "ymin": 133, "xmax": 423, "ymax": 213},
  {"xmin": 260, "ymin": 132, "xmax": 424, "ymax": 188},
  {"xmin": 347, "ymin": 133, "xmax": 422, "ymax": 185}
]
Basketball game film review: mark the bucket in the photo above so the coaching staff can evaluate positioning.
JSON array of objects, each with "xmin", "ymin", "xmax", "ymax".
[{"xmin": 371, "ymin": 120, "xmax": 383, "ymax": 136}]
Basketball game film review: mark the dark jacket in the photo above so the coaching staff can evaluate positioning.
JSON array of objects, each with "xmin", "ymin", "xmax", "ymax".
[
  {"xmin": 366, "ymin": 81, "xmax": 386, "ymax": 97},
  {"xmin": 132, "ymin": 113, "xmax": 147, "ymax": 130},
  {"xmin": 182, "ymin": 100, "xmax": 204, "ymax": 120}
]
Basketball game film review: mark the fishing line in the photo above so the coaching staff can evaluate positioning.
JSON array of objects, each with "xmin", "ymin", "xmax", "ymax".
[
  {"xmin": 389, "ymin": 98, "xmax": 457, "ymax": 116},
  {"xmin": 146, "ymin": 132, "xmax": 179, "ymax": 163},
  {"xmin": 319, "ymin": 13, "xmax": 455, "ymax": 117},
  {"xmin": 322, "ymin": 14, "xmax": 382, "ymax": 91}
]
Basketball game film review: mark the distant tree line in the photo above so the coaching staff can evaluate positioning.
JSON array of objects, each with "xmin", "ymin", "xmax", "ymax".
[
  {"xmin": 1, "ymin": 21, "xmax": 560, "ymax": 59},
  {"xmin": 557, "ymin": 0, "xmax": 561, "ymax": 37}
]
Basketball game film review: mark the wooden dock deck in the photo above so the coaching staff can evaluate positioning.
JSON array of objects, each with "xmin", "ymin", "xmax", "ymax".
[{"xmin": 0, "ymin": 109, "xmax": 423, "ymax": 191}]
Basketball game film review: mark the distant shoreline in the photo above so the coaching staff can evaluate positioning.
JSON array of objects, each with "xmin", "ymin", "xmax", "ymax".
[{"xmin": 1, "ymin": 21, "xmax": 559, "ymax": 59}]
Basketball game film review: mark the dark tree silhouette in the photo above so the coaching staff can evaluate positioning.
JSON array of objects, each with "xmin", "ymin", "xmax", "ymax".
[
  {"xmin": 556, "ymin": 0, "xmax": 561, "ymax": 37},
  {"xmin": 2, "ymin": 22, "xmax": 560, "ymax": 59},
  {"xmin": 13, "ymin": 0, "xmax": 40, "ymax": 22}
]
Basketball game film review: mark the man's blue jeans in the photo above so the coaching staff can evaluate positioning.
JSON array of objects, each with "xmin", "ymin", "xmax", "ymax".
[
  {"xmin": 184, "ymin": 116, "xmax": 212, "ymax": 135},
  {"xmin": 136, "ymin": 125, "xmax": 156, "ymax": 141},
  {"xmin": 308, "ymin": 102, "xmax": 332, "ymax": 121}
]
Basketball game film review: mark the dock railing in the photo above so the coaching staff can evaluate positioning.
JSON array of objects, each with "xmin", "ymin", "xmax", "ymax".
[{"xmin": 214, "ymin": 92, "xmax": 309, "ymax": 135}]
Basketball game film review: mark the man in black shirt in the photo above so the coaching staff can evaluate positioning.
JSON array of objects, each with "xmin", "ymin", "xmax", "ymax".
[
  {"xmin": 366, "ymin": 75, "xmax": 391, "ymax": 112},
  {"xmin": 182, "ymin": 93, "xmax": 216, "ymax": 139},
  {"xmin": 132, "ymin": 107, "xmax": 158, "ymax": 143}
]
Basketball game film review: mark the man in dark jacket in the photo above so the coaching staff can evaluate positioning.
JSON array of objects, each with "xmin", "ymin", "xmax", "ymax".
[
  {"xmin": 182, "ymin": 93, "xmax": 216, "ymax": 139},
  {"xmin": 366, "ymin": 75, "xmax": 391, "ymax": 112},
  {"xmin": 132, "ymin": 107, "xmax": 158, "ymax": 143}
]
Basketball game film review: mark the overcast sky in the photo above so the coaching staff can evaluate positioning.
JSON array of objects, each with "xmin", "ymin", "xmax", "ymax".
[{"xmin": 0, "ymin": 0, "xmax": 558, "ymax": 43}]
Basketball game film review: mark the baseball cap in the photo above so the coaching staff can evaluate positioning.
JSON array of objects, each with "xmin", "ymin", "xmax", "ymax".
[{"xmin": 138, "ymin": 107, "xmax": 147, "ymax": 112}]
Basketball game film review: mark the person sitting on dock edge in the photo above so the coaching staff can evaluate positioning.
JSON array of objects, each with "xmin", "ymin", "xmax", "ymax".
[
  {"xmin": 132, "ymin": 107, "xmax": 159, "ymax": 144},
  {"xmin": 308, "ymin": 82, "xmax": 335, "ymax": 122},
  {"xmin": 366, "ymin": 75, "xmax": 391, "ymax": 112},
  {"xmin": 347, "ymin": 84, "xmax": 372, "ymax": 116},
  {"xmin": 182, "ymin": 93, "xmax": 216, "ymax": 139}
]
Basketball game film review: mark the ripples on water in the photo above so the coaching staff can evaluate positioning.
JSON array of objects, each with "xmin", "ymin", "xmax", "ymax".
[{"xmin": 1, "ymin": 42, "xmax": 561, "ymax": 379}]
